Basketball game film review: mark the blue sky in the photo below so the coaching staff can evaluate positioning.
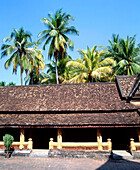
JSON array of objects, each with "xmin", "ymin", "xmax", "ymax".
[{"xmin": 0, "ymin": 0, "xmax": 140, "ymax": 85}]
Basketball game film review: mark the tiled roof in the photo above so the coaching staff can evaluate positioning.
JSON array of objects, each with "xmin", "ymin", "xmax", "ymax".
[
  {"xmin": 0, "ymin": 83, "xmax": 136, "ymax": 112},
  {"xmin": 0, "ymin": 111, "xmax": 139, "ymax": 126}
]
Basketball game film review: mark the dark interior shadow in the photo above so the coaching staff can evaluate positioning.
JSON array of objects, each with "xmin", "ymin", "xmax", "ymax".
[{"xmin": 96, "ymin": 153, "xmax": 140, "ymax": 170}]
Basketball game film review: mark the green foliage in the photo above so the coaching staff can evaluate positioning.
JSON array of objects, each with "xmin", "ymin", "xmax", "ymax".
[
  {"xmin": 7, "ymin": 82, "xmax": 16, "ymax": 86},
  {"xmin": 103, "ymin": 34, "xmax": 140, "ymax": 76},
  {"xmin": 1, "ymin": 28, "xmax": 39, "ymax": 85},
  {"xmin": 3, "ymin": 134, "xmax": 14, "ymax": 151},
  {"xmin": 41, "ymin": 55, "xmax": 72, "ymax": 84},
  {"xmin": 66, "ymin": 46, "xmax": 114, "ymax": 83},
  {"xmin": 0, "ymin": 82, "xmax": 16, "ymax": 86},
  {"xmin": 38, "ymin": 8, "xmax": 79, "ymax": 84},
  {"xmin": 0, "ymin": 81, "xmax": 6, "ymax": 86},
  {"xmin": 24, "ymin": 47, "xmax": 45, "ymax": 85}
]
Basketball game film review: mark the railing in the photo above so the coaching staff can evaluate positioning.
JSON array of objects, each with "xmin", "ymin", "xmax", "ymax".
[
  {"xmin": 49, "ymin": 138, "xmax": 112, "ymax": 151},
  {"xmin": 0, "ymin": 138, "xmax": 33, "ymax": 150},
  {"xmin": 130, "ymin": 138, "xmax": 140, "ymax": 152}
]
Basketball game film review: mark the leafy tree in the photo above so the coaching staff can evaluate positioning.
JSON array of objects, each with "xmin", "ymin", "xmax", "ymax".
[
  {"xmin": 1, "ymin": 28, "xmax": 34, "ymax": 85},
  {"xmin": 38, "ymin": 9, "xmax": 79, "ymax": 84},
  {"xmin": 66, "ymin": 46, "xmax": 114, "ymax": 83},
  {"xmin": 3, "ymin": 134, "xmax": 14, "ymax": 157},
  {"xmin": 104, "ymin": 34, "xmax": 140, "ymax": 75}
]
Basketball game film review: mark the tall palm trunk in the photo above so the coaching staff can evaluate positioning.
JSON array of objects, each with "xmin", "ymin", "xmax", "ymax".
[
  {"xmin": 20, "ymin": 68, "xmax": 23, "ymax": 85},
  {"xmin": 38, "ymin": 66, "xmax": 40, "ymax": 85},
  {"xmin": 55, "ymin": 58, "xmax": 59, "ymax": 84},
  {"xmin": 30, "ymin": 71, "xmax": 33, "ymax": 85},
  {"xmin": 20, "ymin": 54, "xmax": 23, "ymax": 85}
]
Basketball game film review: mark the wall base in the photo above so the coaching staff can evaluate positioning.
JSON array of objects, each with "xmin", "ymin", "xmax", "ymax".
[{"xmin": 48, "ymin": 149, "xmax": 111, "ymax": 159}]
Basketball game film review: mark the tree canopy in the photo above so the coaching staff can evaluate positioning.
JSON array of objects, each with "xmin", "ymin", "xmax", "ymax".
[
  {"xmin": 38, "ymin": 9, "xmax": 79, "ymax": 84},
  {"xmin": 0, "ymin": 9, "xmax": 140, "ymax": 85}
]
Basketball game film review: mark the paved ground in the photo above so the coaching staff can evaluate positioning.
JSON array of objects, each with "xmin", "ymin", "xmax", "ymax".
[{"xmin": 0, "ymin": 157, "xmax": 140, "ymax": 170}]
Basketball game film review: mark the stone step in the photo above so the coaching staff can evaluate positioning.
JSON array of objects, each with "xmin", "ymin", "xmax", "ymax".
[
  {"xmin": 112, "ymin": 150, "xmax": 133, "ymax": 160},
  {"xmin": 29, "ymin": 149, "xmax": 49, "ymax": 157}
]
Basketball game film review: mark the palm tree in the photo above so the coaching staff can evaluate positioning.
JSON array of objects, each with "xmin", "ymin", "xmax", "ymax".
[
  {"xmin": 41, "ymin": 56, "xmax": 72, "ymax": 84},
  {"xmin": 104, "ymin": 34, "xmax": 140, "ymax": 75},
  {"xmin": 1, "ymin": 28, "xmax": 33, "ymax": 85},
  {"xmin": 66, "ymin": 46, "xmax": 114, "ymax": 83},
  {"xmin": 38, "ymin": 9, "xmax": 79, "ymax": 84},
  {"xmin": 25, "ymin": 48, "xmax": 45, "ymax": 85},
  {"xmin": 104, "ymin": 34, "xmax": 120, "ymax": 62}
]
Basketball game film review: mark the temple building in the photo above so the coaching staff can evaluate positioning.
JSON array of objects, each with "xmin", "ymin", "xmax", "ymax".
[{"xmin": 0, "ymin": 75, "xmax": 139, "ymax": 152}]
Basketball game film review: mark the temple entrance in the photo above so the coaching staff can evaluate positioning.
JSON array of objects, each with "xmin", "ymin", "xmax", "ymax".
[
  {"xmin": 102, "ymin": 128, "xmax": 138, "ymax": 150},
  {"xmin": 25, "ymin": 128, "xmax": 57, "ymax": 149}
]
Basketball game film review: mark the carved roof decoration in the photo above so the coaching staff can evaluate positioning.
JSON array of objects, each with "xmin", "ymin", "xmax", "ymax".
[
  {"xmin": 128, "ymin": 74, "xmax": 140, "ymax": 100},
  {"xmin": 116, "ymin": 75, "xmax": 140, "ymax": 99}
]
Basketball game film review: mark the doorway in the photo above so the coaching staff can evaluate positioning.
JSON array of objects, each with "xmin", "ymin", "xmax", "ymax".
[{"xmin": 25, "ymin": 128, "xmax": 57, "ymax": 149}]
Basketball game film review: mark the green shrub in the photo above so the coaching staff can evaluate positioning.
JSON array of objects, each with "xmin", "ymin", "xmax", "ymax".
[{"xmin": 3, "ymin": 134, "xmax": 14, "ymax": 151}]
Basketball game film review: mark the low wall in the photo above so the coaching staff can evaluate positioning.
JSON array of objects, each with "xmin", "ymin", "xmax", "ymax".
[
  {"xmin": 48, "ymin": 149, "xmax": 111, "ymax": 159},
  {"xmin": 0, "ymin": 138, "xmax": 33, "ymax": 150},
  {"xmin": 0, "ymin": 145, "xmax": 28, "ymax": 150},
  {"xmin": 132, "ymin": 151, "xmax": 140, "ymax": 159},
  {"xmin": 49, "ymin": 139, "xmax": 112, "ymax": 151},
  {"xmin": 0, "ymin": 149, "xmax": 31, "ymax": 157}
]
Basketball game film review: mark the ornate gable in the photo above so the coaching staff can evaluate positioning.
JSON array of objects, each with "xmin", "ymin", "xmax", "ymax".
[{"xmin": 116, "ymin": 74, "xmax": 140, "ymax": 107}]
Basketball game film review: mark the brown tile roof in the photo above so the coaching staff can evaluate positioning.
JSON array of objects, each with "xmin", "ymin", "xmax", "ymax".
[
  {"xmin": 0, "ymin": 83, "xmax": 136, "ymax": 112},
  {"xmin": 116, "ymin": 75, "xmax": 137, "ymax": 98},
  {"xmin": 0, "ymin": 111, "xmax": 139, "ymax": 126}
]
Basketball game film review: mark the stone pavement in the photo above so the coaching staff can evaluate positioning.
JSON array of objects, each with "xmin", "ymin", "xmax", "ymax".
[
  {"xmin": 112, "ymin": 150, "xmax": 133, "ymax": 160},
  {"xmin": 0, "ymin": 157, "xmax": 140, "ymax": 170}
]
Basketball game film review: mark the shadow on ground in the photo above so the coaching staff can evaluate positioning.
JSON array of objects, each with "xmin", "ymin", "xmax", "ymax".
[{"xmin": 96, "ymin": 153, "xmax": 140, "ymax": 170}]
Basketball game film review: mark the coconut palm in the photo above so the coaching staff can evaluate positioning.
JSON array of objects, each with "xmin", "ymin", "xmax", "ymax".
[
  {"xmin": 1, "ymin": 28, "xmax": 34, "ymax": 85},
  {"xmin": 38, "ymin": 9, "xmax": 79, "ymax": 84},
  {"xmin": 41, "ymin": 56, "xmax": 72, "ymax": 84},
  {"xmin": 66, "ymin": 46, "xmax": 114, "ymax": 83},
  {"xmin": 25, "ymin": 48, "xmax": 45, "ymax": 85},
  {"xmin": 103, "ymin": 34, "xmax": 120, "ymax": 62},
  {"xmin": 115, "ymin": 35, "xmax": 140, "ymax": 75},
  {"xmin": 104, "ymin": 34, "xmax": 140, "ymax": 75}
]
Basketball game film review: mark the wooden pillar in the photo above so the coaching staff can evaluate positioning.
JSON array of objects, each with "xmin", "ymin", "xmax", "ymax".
[
  {"xmin": 28, "ymin": 138, "xmax": 33, "ymax": 151},
  {"xmin": 97, "ymin": 129, "xmax": 102, "ymax": 151},
  {"xmin": 20, "ymin": 128, "xmax": 25, "ymax": 149},
  {"xmin": 107, "ymin": 138, "xmax": 112, "ymax": 150},
  {"xmin": 49, "ymin": 138, "xmax": 54, "ymax": 150},
  {"xmin": 130, "ymin": 138, "xmax": 136, "ymax": 151},
  {"xmin": 57, "ymin": 129, "xmax": 62, "ymax": 149}
]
